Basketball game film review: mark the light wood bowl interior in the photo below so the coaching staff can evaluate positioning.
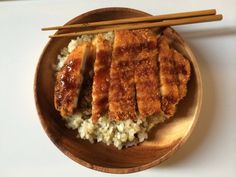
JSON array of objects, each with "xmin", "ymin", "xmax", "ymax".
[{"xmin": 34, "ymin": 7, "xmax": 203, "ymax": 174}]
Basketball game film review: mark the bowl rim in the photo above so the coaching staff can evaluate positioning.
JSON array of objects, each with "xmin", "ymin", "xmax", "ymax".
[{"xmin": 34, "ymin": 7, "xmax": 203, "ymax": 174}]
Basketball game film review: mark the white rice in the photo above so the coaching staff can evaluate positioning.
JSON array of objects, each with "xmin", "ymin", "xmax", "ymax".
[{"xmin": 57, "ymin": 32, "xmax": 165, "ymax": 149}]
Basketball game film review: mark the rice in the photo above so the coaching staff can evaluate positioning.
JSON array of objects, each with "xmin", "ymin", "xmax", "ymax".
[
  {"xmin": 56, "ymin": 32, "xmax": 165, "ymax": 149},
  {"xmin": 66, "ymin": 114, "xmax": 165, "ymax": 149}
]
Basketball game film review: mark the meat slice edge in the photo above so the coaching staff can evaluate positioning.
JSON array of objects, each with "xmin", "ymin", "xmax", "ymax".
[
  {"xmin": 54, "ymin": 42, "xmax": 92, "ymax": 118},
  {"xmin": 108, "ymin": 30, "xmax": 137, "ymax": 120},
  {"xmin": 92, "ymin": 34, "xmax": 112, "ymax": 122}
]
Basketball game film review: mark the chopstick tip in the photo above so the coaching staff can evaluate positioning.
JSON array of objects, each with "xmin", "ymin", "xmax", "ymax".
[
  {"xmin": 212, "ymin": 9, "xmax": 217, "ymax": 14},
  {"xmin": 219, "ymin": 14, "xmax": 223, "ymax": 20}
]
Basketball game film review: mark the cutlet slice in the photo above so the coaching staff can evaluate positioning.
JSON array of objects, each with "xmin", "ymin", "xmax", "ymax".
[
  {"xmin": 172, "ymin": 49, "xmax": 191, "ymax": 100},
  {"xmin": 92, "ymin": 34, "xmax": 112, "ymax": 122},
  {"xmin": 54, "ymin": 42, "xmax": 92, "ymax": 118},
  {"xmin": 158, "ymin": 36, "xmax": 179, "ymax": 117},
  {"xmin": 135, "ymin": 50, "xmax": 161, "ymax": 118},
  {"xmin": 109, "ymin": 30, "xmax": 136, "ymax": 120},
  {"xmin": 132, "ymin": 29, "xmax": 161, "ymax": 118}
]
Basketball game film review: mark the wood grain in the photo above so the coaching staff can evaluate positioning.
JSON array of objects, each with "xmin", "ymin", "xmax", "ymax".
[{"xmin": 34, "ymin": 7, "xmax": 203, "ymax": 174}]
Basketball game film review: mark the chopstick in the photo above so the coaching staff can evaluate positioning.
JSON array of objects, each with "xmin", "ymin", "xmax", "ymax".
[
  {"xmin": 49, "ymin": 14, "xmax": 223, "ymax": 38},
  {"xmin": 42, "ymin": 9, "xmax": 216, "ymax": 31}
]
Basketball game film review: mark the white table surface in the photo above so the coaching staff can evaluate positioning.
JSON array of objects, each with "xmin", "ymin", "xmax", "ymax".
[{"xmin": 0, "ymin": 0, "xmax": 236, "ymax": 176}]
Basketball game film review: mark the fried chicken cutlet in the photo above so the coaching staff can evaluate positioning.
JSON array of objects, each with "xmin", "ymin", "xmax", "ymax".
[
  {"xmin": 92, "ymin": 34, "xmax": 112, "ymax": 122},
  {"xmin": 54, "ymin": 42, "xmax": 92, "ymax": 117}
]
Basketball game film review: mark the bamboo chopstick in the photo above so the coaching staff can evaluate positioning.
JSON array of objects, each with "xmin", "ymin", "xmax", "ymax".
[
  {"xmin": 49, "ymin": 14, "xmax": 223, "ymax": 38},
  {"xmin": 42, "ymin": 9, "xmax": 216, "ymax": 31}
]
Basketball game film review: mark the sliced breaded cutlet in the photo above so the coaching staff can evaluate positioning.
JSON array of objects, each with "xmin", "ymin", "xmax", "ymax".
[
  {"xmin": 132, "ymin": 29, "xmax": 161, "ymax": 118},
  {"xmin": 54, "ymin": 42, "xmax": 92, "ymax": 117},
  {"xmin": 162, "ymin": 27, "xmax": 191, "ymax": 100},
  {"xmin": 92, "ymin": 34, "xmax": 112, "ymax": 122},
  {"xmin": 172, "ymin": 49, "xmax": 191, "ymax": 100},
  {"xmin": 158, "ymin": 36, "xmax": 179, "ymax": 117},
  {"xmin": 109, "ymin": 30, "xmax": 137, "ymax": 120},
  {"xmin": 158, "ymin": 33, "xmax": 191, "ymax": 118}
]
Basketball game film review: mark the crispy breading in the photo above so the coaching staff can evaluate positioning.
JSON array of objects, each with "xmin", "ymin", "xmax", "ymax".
[
  {"xmin": 54, "ymin": 42, "xmax": 92, "ymax": 117},
  {"xmin": 92, "ymin": 34, "xmax": 112, "ymax": 122},
  {"xmin": 108, "ymin": 30, "xmax": 137, "ymax": 120},
  {"xmin": 133, "ymin": 29, "xmax": 161, "ymax": 118},
  {"xmin": 172, "ymin": 49, "xmax": 191, "ymax": 100},
  {"xmin": 158, "ymin": 36, "xmax": 179, "ymax": 117}
]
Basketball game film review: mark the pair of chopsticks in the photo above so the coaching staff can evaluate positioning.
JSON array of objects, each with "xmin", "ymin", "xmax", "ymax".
[{"xmin": 42, "ymin": 9, "xmax": 223, "ymax": 38}]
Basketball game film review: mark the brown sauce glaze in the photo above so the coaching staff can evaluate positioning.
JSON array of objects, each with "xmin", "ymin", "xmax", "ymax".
[{"xmin": 92, "ymin": 37, "xmax": 112, "ymax": 122}]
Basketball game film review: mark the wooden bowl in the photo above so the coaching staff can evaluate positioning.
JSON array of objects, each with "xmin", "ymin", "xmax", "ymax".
[{"xmin": 34, "ymin": 7, "xmax": 203, "ymax": 174}]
